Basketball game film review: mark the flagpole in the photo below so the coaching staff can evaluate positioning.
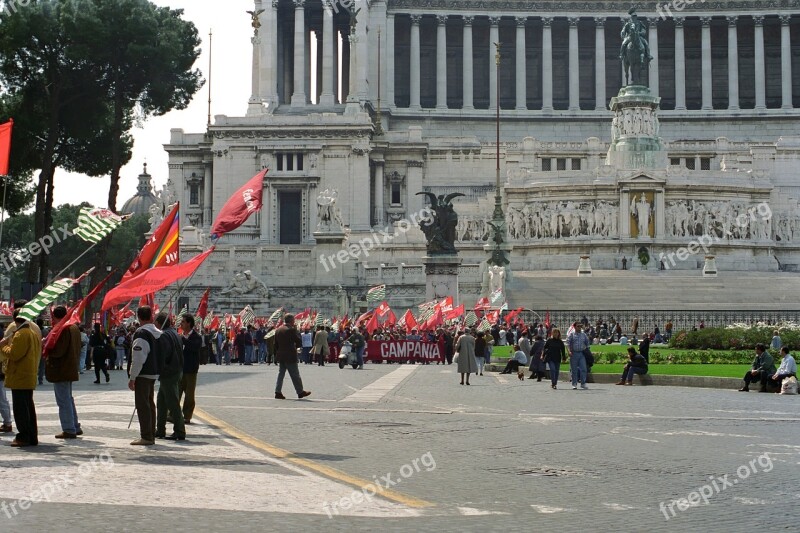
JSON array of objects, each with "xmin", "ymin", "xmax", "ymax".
[{"xmin": 53, "ymin": 242, "xmax": 99, "ymax": 281}]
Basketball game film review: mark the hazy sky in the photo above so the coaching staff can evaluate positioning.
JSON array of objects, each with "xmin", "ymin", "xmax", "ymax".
[{"xmin": 52, "ymin": 0, "xmax": 253, "ymax": 209}]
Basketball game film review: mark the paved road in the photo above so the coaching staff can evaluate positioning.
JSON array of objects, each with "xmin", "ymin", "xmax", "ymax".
[{"xmin": 1, "ymin": 362, "xmax": 798, "ymax": 532}]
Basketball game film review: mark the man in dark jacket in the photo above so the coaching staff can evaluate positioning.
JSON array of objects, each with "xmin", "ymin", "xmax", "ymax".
[
  {"xmin": 639, "ymin": 335, "xmax": 651, "ymax": 363},
  {"xmin": 617, "ymin": 347, "xmax": 648, "ymax": 385},
  {"xmin": 154, "ymin": 313, "xmax": 186, "ymax": 441},
  {"xmin": 274, "ymin": 314, "xmax": 310, "ymax": 400},
  {"xmin": 235, "ymin": 328, "xmax": 247, "ymax": 364},
  {"xmin": 129, "ymin": 306, "xmax": 161, "ymax": 445},
  {"xmin": 739, "ymin": 343, "xmax": 776, "ymax": 392},
  {"xmin": 180, "ymin": 315, "xmax": 202, "ymax": 423},
  {"xmin": 46, "ymin": 306, "xmax": 82, "ymax": 439}
]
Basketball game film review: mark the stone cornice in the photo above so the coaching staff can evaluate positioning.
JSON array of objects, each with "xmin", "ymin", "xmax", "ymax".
[
  {"xmin": 388, "ymin": 0, "xmax": 800, "ymax": 14},
  {"xmin": 210, "ymin": 127, "xmax": 374, "ymax": 140}
]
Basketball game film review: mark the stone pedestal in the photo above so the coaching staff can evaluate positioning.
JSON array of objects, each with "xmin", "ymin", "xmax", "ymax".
[
  {"xmin": 703, "ymin": 255, "xmax": 718, "ymax": 277},
  {"xmin": 423, "ymin": 255, "xmax": 462, "ymax": 304},
  {"xmin": 577, "ymin": 255, "xmax": 592, "ymax": 277},
  {"xmin": 606, "ymin": 85, "xmax": 668, "ymax": 170},
  {"xmin": 314, "ymin": 231, "xmax": 347, "ymax": 284}
]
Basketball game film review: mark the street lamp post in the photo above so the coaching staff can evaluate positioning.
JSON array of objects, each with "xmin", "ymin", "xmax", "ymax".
[{"xmin": 487, "ymin": 42, "xmax": 510, "ymax": 268}]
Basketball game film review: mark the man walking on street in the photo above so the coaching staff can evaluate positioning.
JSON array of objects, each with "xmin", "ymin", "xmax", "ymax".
[
  {"xmin": 312, "ymin": 324, "xmax": 329, "ymax": 366},
  {"xmin": 566, "ymin": 322, "xmax": 590, "ymax": 390},
  {"xmin": 155, "ymin": 313, "xmax": 186, "ymax": 441},
  {"xmin": 46, "ymin": 306, "xmax": 82, "ymax": 439},
  {"xmin": 274, "ymin": 314, "xmax": 311, "ymax": 400},
  {"xmin": 179, "ymin": 315, "xmax": 202, "ymax": 425},
  {"xmin": 129, "ymin": 306, "xmax": 161, "ymax": 446},
  {"xmin": 1, "ymin": 310, "xmax": 41, "ymax": 447}
]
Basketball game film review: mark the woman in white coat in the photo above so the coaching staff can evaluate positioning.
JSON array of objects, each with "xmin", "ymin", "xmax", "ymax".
[{"xmin": 455, "ymin": 329, "xmax": 478, "ymax": 385}]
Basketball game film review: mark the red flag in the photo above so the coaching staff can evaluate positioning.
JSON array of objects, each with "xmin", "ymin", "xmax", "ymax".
[
  {"xmin": 422, "ymin": 309, "xmax": 443, "ymax": 331},
  {"xmin": 209, "ymin": 315, "xmax": 220, "ymax": 330},
  {"xmin": 474, "ymin": 297, "xmax": 491, "ymax": 311},
  {"xmin": 445, "ymin": 304, "xmax": 464, "ymax": 321},
  {"xmin": 505, "ymin": 307, "xmax": 525, "ymax": 324},
  {"xmin": 210, "ymin": 170, "xmax": 267, "ymax": 240},
  {"xmin": 376, "ymin": 301, "xmax": 391, "ymax": 317},
  {"xmin": 0, "ymin": 119, "xmax": 13, "ymax": 175},
  {"xmin": 401, "ymin": 310, "xmax": 417, "ymax": 333},
  {"xmin": 355, "ymin": 309, "xmax": 373, "ymax": 326},
  {"xmin": 382, "ymin": 310, "xmax": 397, "ymax": 328},
  {"xmin": 365, "ymin": 312, "xmax": 379, "ymax": 334},
  {"xmin": 102, "ymin": 247, "xmax": 214, "ymax": 310},
  {"xmin": 43, "ymin": 270, "xmax": 115, "ymax": 356},
  {"xmin": 435, "ymin": 296, "xmax": 454, "ymax": 313},
  {"xmin": 196, "ymin": 287, "xmax": 211, "ymax": 318},
  {"xmin": 544, "ymin": 310, "xmax": 551, "ymax": 328},
  {"xmin": 123, "ymin": 204, "xmax": 180, "ymax": 283}
]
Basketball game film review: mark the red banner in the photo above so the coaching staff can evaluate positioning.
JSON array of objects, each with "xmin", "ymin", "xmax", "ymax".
[
  {"xmin": 366, "ymin": 340, "xmax": 443, "ymax": 362},
  {"xmin": 123, "ymin": 203, "xmax": 180, "ymax": 283},
  {"xmin": 211, "ymin": 170, "xmax": 267, "ymax": 239},
  {"xmin": 0, "ymin": 119, "xmax": 13, "ymax": 175},
  {"xmin": 102, "ymin": 248, "xmax": 214, "ymax": 310}
]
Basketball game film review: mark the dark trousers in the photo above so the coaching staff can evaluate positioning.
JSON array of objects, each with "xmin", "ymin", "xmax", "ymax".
[
  {"xmin": 276, "ymin": 362, "xmax": 304, "ymax": 395},
  {"xmin": 770, "ymin": 373, "xmax": 796, "ymax": 390},
  {"xmin": 179, "ymin": 372, "xmax": 197, "ymax": 422},
  {"xmin": 622, "ymin": 365, "xmax": 647, "ymax": 382},
  {"xmin": 501, "ymin": 360, "xmax": 523, "ymax": 374},
  {"xmin": 11, "ymin": 389, "xmax": 37, "ymax": 445},
  {"xmin": 157, "ymin": 373, "xmax": 185, "ymax": 437},
  {"xmin": 743, "ymin": 370, "xmax": 769, "ymax": 389},
  {"xmin": 135, "ymin": 377, "xmax": 156, "ymax": 441},
  {"xmin": 94, "ymin": 355, "xmax": 109, "ymax": 382}
]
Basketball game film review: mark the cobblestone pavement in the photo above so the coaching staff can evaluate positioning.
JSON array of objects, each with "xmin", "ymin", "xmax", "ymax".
[{"xmin": 1, "ymin": 363, "xmax": 798, "ymax": 532}]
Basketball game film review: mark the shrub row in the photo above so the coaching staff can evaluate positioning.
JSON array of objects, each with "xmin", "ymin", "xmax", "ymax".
[
  {"xmin": 668, "ymin": 327, "xmax": 799, "ymax": 351},
  {"xmin": 595, "ymin": 349, "xmax": 754, "ymax": 365}
]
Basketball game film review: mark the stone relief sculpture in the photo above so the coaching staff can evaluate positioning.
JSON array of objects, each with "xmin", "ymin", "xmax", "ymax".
[
  {"xmin": 148, "ymin": 178, "xmax": 178, "ymax": 232},
  {"xmin": 665, "ymin": 200, "xmax": 775, "ymax": 241},
  {"xmin": 630, "ymin": 194, "xmax": 652, "ymax": 238},
  {"xmin": 613, "ymin": 108, "xmax": 659, "ymax": 138},
  {"xmin": 220, "ymin": 270, "xmax": 269, "ymax": 298},
  {"xmin": 495, "ymin": 200, "xmax": 619, "ymax": 241},
  {"xmin": 316, "ymin": 188, "xmax": 344, "ymax": 231}
]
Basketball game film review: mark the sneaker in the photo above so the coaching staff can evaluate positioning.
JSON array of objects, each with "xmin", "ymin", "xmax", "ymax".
[
  {"xmin": 580, "ymin": 385, "xmax": 589, "ymax": 390},
  {"xmin": 275, "ymin": 392, "xmax": 286, "ymax": 400},
  {"xmin": 551, "ymin": 385, "xmax": 557, "ymax": 390},
  {"xmin": 298, "ymin": 391, "xmax": 311, "ymax": 399},
  {"xmin": 130, "ymin": 438, "xmax": 155, "ymax": 446},
  {"xmin": 572, "ymin": 385, "xmax": 578, "ymax": 390},
  {"xmin": 625, "ymin": 382, "xmax": 633, "ymax": 386}
]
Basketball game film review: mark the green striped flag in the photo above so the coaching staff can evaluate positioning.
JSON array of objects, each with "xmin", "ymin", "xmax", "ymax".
[
  {"xmin": 203, "ymin": 312, "xmax": 214, "ymax": 328},
  {"xmin": 239, "ymin": 305, "xmax": 256, "ymax": 326},
  {"xmin": 464, "ymin": 311, "xmax": 479, "ymax": 327},
  {"xmin": 418, "ymin": 306, "xmax": 435, "ymax": 323},
  {"xmin": 366, "ymin": 284, "xmax": 386, "ymax": 302},
  {"xmin": 18, "ymin": 269, "xmax": 92, "ymax": 321},
  {"xmin": 314, "ymin": 312, "xmax": 324, "ymax": 327},
  {"xmin": 477, "ymin": 317, "xmax": 492, "ymax": 333},
  {"xmin": 267, "ymin": 307, "xmax": 283, "ymax": 324},
  {"xmin": 73, "ymin": 207, "xmax": 128, "ymax": 244}
]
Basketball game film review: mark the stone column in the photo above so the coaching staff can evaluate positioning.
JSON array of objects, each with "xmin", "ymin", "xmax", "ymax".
[
  {"xmin": 290, "ymin": 0, "xmax": 307, "ymax": 106},
  {"xmin": 542, "ymin": 17, "xmax": 553, "ymax": 111},
  {"xmin": 316, "ymin": 31, "xmax": 323, "ymax": 103},
  {"xmin": 347, "ymin": 32, "xmax": 359, "ymax": 104},
  {"xmin": 203, "ymin": 159, "xmax": 213, "ymax": 229},
  {"xmin": 620, "ymin": 189, "xmax": 630, "ymax": 238},
  {"xmin": 489, "ymin": 17, "xmax": 500, "ymax": 110},
  {"xmin": 248, "ymin": 31, "xmax": 263, "ymax": 115},
  {"xmin": 341, "ymin": 28, "xmax": 350, "ymax": 102},
  {"xmin": 515, "ymin": 17, "xmax": 527, "ymax": 110},
  {"xmin": 319, "ymin": 0, "xmax": 335, "ymax": 106},
  {"xmin": 568, "ymin": 17, "xmax": 580, "ymax": 111},
  {"xmin": 436, "ymin": 15, "xmax": 448, "ymax": 109},
  {"xmin": 407, "ymin": 159, "xmax": 424, "ymax": 215},
  {"xmin": 410, "ymin": 15, "xmax": 422, "ymax": 110},
  {"xmin": 261, "ymin": 0, "xmax": 279, "ymax": 110},
  {"xmin": 595, "ymin": 17, "xmax": 606, "ymax": 110},
  {"xmin": 386, "ymin": 13, "xmax": 396, "ymax": 108},
  {"xmin": 701, "ymin": 17, "xmax": 712, "ymax": 110},
  {"xmin": 374, "ymin": 159, "xmax": 385, "ymax": 226},
  {"xmin": 648, "ymin": 18, "xmax": 659, "ymax": 97},
  {"xmin": 781, "ymin": 15, "xmax": 793, "ymax": 109},
  {"xmin": 754, "ymin": 15, "xmax": 766, "ymax": 110},
  {"xmin": 655, "ymin": 189, "xmax": 665, "ymax": 238},
  {"xmin": 727, "ymin": 16, "xmax": 739, "ymax": 110},
  {"xmin": 674, "ymin": 17, "xmax": 686, "ymax": 110},
  {"xmin": 462, "ymin": 16, "xmax": 474, "ymax": 110}
]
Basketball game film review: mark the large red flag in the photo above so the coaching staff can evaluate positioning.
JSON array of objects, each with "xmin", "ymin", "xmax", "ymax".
[
  {"xmin": 196, "ymin": 287, "xmax": 211, "ymax": 318},
  {"xmin": 445, "ymin": 304, "xmax": 465, "ymax": 321},
  {"xmin": 401, "ymin": 309, "xmax": 417, "ymax": 333},
  {"xmin": 422, "ymin": 308, "xmax": 443, "ymax": 331},
  {"xmin": 474, "ymin": 297, "xmax": 491, "ymax": 311},
  {"xmin": 102, "ymin": 247, "xmax": 214, "ymax": 310},
  {"xmin": 123, "ymin": 203, "xmax": 180, "ymax": 283},
  {"xmin": 210, "ymin": 169, "xmax": 267, "ymax": 240},
  {"xmin": 0, "ymin": 119, "xmax": 12, "ymax": 175},
  {"xmin": 365, "ymin": 312, "xmax": 379, "ymax": 334},
  {"xmin": 382, "ymin": 310, "xmax": 397, "ymax": 328}
]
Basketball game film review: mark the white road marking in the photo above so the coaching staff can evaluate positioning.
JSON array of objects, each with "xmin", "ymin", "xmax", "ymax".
[
  {"xmin": 602, "ymin": 503, "xmax": 637, "ymax": 511},
  {"xmin": 457, "ymin": 507, "xmax": 509, "ymax": 516},
  {"xmin": 531, "ymin": 504, "xmax": 574, "ymax": 513},
  {"xmin": 341, "ymin": 365, "xmax": 419, "ymax": 403}
]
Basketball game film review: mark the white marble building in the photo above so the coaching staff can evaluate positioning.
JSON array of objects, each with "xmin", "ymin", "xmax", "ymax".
[{"xmin": 166, "ymin": 0, "xmax": 800, "ymax": 313}]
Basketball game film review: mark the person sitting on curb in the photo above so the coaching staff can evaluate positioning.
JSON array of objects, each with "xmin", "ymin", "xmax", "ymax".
[
  {"xmin": 616, "ymin": 347, "xmax": 648, "ymax": 385},
  {"xmin": 738, "ymin": 343, "xmax": 776, "ymax": 392},
  {"xmin": 769, "ymin": 347, "xmax": 796, "ymax": 392},
  {"xmin": 500, "ymin": 344, "xmax": 528, "ymax": 379}
]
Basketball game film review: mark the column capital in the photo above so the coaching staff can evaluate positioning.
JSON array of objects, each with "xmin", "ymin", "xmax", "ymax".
[
  {"xmin": 463, "ymin": 15, "xmax": 474, "ymax": 25},
  {"xmin": 410, "ymin": 14, "xmax": 422, "ymax": 25},
  {"xmin": 516, "ymin": 16, "xmax": 527, "ymax": 27},
  {"xmin": 293, "ymin": 0, "xmax": 304, "ymax": 9},
  {"xmin": 780, "ymin": 14, "xmax": 791, "ymax": 25},
  {"xmin": 673, "ymin": 17, "xmax": 684, "ymax": 28},
  {"xmin": 271, "ymin": 0, "xmax": 279, "ymax": 8},
  {"xmin": 594, "ymin": 16, "xmax": 606, "ymax": 27},
  {"xmin": 541, "ymin": 16, "xmax": 552, "ymax": 28},
  {"xmin": 436, "ymin": 14, "xmax": 448, "ymax": 25},
  {"xmin": 489, "ymin": 16, "xmax": 501, "ymax": 26},
  {"xmin": 700, "ymin": 16, "xmax": 712, "ymax": 27},
  {"xmin": 321, "ymin": 0, "xmax": 331, "ymax": 8},
  {"xmin": 753, "ymin": 15, "xmax": 764, "ymax": 26},
  {"xmin": 568, "ymin": 17, "xmax": 580, "ymax": 27},
  {"xmin": 726, "ymin": 15, "xmax": 738, "ymax": 27}
]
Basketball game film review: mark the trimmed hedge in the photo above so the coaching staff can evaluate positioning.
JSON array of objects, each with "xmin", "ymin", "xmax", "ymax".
[
  {"xmin": 669, "ymin": 327, "xmax": 799, "ymax": 351},
  {"xmin": 594, "ymin": 348, "xmax": 753, "ymax": 365}
]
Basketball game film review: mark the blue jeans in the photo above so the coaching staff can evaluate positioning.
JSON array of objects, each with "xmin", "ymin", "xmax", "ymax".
[
  {"xmin": 622, "ymin": 365, "xmax": 647, "ymax": 382},
  {"xmin": 0, "ymin": 380, "xmax": 11, "ymax": 425},
  {"xmin": 79, "ymin": 348, "xmax": 87, "ymax": 373},
  {"xmin": 356, "ymin": 346, "xmax": 365, "ymax": 367},
  {"xmin": 258, "ymin": 342, "xmax": 267, "ymax": 362},
  {"xmin": 53, "ymin": 381, "xmax": 80, "ymax": 434},
  {"xmin": 245, "ymin": 345, "xmax": 254, "ymax": 364},
  {"xmin": 276, "ymin": 362, "xmax": 304, "ymax": 395},
  {"xmin": 570, "ymin": 352, "xmax": 587, "ymax": 387},
  {"xmin": 301, "ymin": 346, "xmax": 311, "ymax": 364},
  {"xmin": 547, "ymin": 360, "xmax": 561, "ymax": 386}
]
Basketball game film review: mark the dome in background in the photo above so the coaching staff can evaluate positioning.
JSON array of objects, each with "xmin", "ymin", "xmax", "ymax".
[{"xmin": 121, "ymin": 163, "xmax": 158, "ymax": 216}]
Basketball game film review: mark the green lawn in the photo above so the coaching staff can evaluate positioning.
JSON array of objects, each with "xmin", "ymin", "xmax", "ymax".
[{"xmin": 589, "ymin": 364, "xmax": 751, "ymax": 378}]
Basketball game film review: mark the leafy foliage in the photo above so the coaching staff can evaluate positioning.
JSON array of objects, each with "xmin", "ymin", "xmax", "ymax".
[{"xmin": 669, "ymin": 326, "xmax": 800, "ymax": 351}]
